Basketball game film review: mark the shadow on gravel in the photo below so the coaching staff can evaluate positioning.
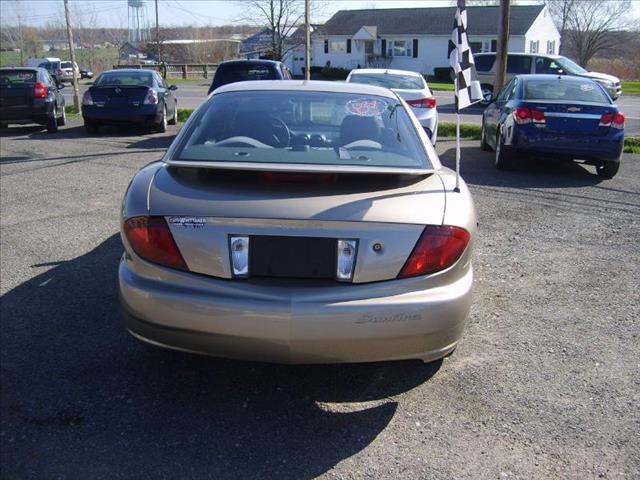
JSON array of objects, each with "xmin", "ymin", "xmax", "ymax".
[
  {"xmin": 1, "ymin": 235, "xmax": 440, "ymax": 479},
  {"xmin": 440, "ymin": 143, "xmax": 604, "ymax": 189},
  {"xmin": 126, "ymin": 134, "xmax": 177, "ymax": 150}
]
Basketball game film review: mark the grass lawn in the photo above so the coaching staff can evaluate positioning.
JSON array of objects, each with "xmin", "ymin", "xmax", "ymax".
[
  {"xmin": 622, "ymin": 81, "xmax": 640, "ymax": 95},
  {"xmin": 428, "ymin": 82, "xmax": 455, "ymax": 91}
]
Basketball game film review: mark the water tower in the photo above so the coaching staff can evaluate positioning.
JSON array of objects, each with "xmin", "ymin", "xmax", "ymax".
[{"xmin": 128, "ymin": 0, "xmax": 150, "ymax": 44}]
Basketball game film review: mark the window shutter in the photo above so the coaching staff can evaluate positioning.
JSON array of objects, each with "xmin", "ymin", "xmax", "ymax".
[
  {"xmin": 413, "ymin": 39, "xmax": 419, "ymax": 58},
  {"xmin": 346, "ymin": 39, "xmax": 352, "ymax": 54},
  {"xmin": 381, "ymin": 39, "xmax": 386, "ymax": 57},
  {"xmin": 324, "ymin": 39, "xmax": 329, "ymax": 54},
  {"xmin": 491, "ymin": 40, "xmax": 497, "ymax": 52}
]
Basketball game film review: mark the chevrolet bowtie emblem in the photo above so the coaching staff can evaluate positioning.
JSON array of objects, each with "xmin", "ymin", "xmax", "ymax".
[
  {"xmin": 567, "ymin": 106, "xmax": 581, "ymax": 112},
  {"xmin": 115, "ymin": 87, "xmax": 121, "ymax": 93}
]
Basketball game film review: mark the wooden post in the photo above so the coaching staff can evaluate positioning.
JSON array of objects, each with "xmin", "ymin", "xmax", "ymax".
[
  {"xmin": 182, "ymin": 64, "xmax": 187, "ymax": 79},
  {"xmin": 304, "ymin": 0, "xmax": 311, "ymax": 80},
  {"xmin": 204, "ymin": 64, "xmax": 208, "ymax": 79},
  {"xmin": 63, "ymin": 0, "xmax": 80, "ymax": 111},
  {"xmin": 494, "ymin": 0, "xmax": 511, "ymax": 94}
]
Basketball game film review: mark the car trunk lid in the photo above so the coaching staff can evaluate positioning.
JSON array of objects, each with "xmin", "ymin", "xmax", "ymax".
[
  {"xmin": 523, "ymin": 101, "xmax": 614, "ymax": 136},
  {"xmin": 89, "ymin": 85, "xmax": 150, "ymax": 107},
  {"xmin": 145, "ymin": 165, "xmax": 446, "ymax": 282}
]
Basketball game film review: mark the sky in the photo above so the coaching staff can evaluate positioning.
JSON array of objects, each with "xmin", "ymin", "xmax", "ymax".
[{"xmin": 1, "ymin": 0, "xmax": 639, "ymax": 28}]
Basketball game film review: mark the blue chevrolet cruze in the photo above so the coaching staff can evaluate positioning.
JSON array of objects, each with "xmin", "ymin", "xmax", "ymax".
[{"xmin": 481, "ymin": 74, "xmax": 625, "ymax": 178}]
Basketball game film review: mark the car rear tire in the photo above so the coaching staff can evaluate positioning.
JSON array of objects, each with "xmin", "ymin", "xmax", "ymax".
[
  {"xmin": 596, "ymin": 161, "xmax": 619, "ymax": 179},
  {"xmin": 495, "ymin": 131, "xmax": 513, "ymax": 170},
  {"xmin": 480, "ymin": 120, "xmax": 491, "ymax": 151},
  {"xmin": 57, "ymin": 105, "xmax": 66, "ymax": 126},
  {"xmin": 168, "ymin": 102, "xmax": 178, "ymax": 125},
  {"xmin": 47, "ymin": 107, "xmax": 59, "ymax": 133},
  {"xmin": 155, "ymin": 106, "xmax": 167, "ymax": 133}
]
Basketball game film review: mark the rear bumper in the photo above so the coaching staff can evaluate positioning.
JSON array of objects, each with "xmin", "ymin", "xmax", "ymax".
[
  {"xmin": 119, "ymin": 255, "xmax": 473, "ymax": 364},
  {"xmin": 511, "ymin": 128, "xmax": 624, "ymax": 162},
  {"xmin": 82, "ymin": 105, "xmax": 161, "ymax": 125},
  {"xmin": 412, "ymin": 108, "xmax": 438, "ymax": 141},
  {"xmin": 0, "ymin": 103, "xmax": 53, "ymax": 124}
]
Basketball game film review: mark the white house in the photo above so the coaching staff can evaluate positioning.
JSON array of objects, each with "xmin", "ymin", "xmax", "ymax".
[{"xmin": 294, "ymin": 5, "xmax": 559, "ymax": 76}]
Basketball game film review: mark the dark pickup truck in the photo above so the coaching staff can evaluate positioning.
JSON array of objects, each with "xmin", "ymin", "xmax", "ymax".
[{"xmin": 0, "ymin": 67, "xmax": 67, "ymax": 133}]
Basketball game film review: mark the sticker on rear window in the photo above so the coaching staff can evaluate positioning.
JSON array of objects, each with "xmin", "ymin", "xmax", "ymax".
[
  {"xmin": 580, "ymin": 84, "xmax": 595, "ymax": 91},
  {"xmin": 345, "ymin": 98, "xmax": 387, "ymax": 117},
  {"xmin": 168, "ymin": 217, "xmax": 206, "ymax": 228}
]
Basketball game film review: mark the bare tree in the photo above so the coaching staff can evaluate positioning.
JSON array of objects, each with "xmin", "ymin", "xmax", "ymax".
[
  {"xmin": 237, "ymin": 0, "xmax": 306, "ymax": 61},
  {"xmin": 546, "ymin": 0, "xmax": 635, "ymax": 65}
]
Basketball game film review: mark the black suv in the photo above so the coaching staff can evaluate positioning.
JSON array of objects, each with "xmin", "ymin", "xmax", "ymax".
[{"xmin": 208, "ymin": 59, "xmax": 292, "ymax": 94}]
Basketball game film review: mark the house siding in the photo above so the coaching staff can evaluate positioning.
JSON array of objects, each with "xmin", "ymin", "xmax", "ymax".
[
  {"xmin": 313, "ymin": 34, "xmax": 529, "ymax": 75},
  {"xmin": 524, "ymin": 7, "xmax": 561, "ymax": 54}
]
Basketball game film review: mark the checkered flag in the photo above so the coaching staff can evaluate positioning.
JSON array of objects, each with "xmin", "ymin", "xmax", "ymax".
[{"xmin": 448, "ymin": 0, "xmax": 483, "ymax": 112}]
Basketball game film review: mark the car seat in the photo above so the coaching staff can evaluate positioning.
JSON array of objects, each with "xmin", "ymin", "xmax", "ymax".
[{"xmin": 339, "ymin": 115, "xmax": 381, "ymax": 146}]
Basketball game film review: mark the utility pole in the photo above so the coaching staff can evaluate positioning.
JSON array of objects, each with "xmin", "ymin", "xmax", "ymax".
[
  {"xmin": 494, "ymin": 0, "xmax": 510, "ymax": 94},
  {"xmin": 63, "ymin": 0, "xmax": 80, "ymax": 111},
  {"xmin": 304, "ymin": 0, "xmax": 310, "ymax": 81},
  {"xmin": 155, "ymin": 0, "xmax": 161, "ymax": 63}
]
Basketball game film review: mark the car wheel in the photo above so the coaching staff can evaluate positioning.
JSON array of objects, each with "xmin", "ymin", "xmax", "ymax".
[
  {"xmin": 480, "ymin": 120, "xmax": 491, "ymax": 151},
  {"xmin": 155, "ymin": 106, "xmax": 167, "ymax": 133},
  {"xmin": 596, "ymin": 161, "xmax": 619, "ymax": 179},
  {"xmin": 85, "ymin": 121, "xmax": 99, "ymax": 134},
  {"xmin": 57, "ymin": 104, "xmax": 66, "ymax": 126},
  {"xmin": 168, "ymin": 102, "xmax": 178, "ymax": 125},
  {"xmin": 47, "ymin": 106, "xmax": 59, "ymax": 133},
  {"xmin": 494, "ymin": 130, "xmax": 513, "ymax": 170}
]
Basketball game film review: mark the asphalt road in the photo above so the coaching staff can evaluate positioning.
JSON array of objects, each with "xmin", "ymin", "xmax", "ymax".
[
  {"xmin": 1, "ymin": 120, "xmax": 639, "ymax": 479},
  {"xmin": 64, "ymin": 82, "xmax": 640, "ymax": 133}
]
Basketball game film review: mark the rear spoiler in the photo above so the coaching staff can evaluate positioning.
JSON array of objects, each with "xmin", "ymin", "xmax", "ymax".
[{"xmin": 163, "ymin": 159, "xmax": 434, "ymax": 176}]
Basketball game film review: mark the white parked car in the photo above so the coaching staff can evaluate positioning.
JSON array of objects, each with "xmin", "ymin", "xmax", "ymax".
[{"xmin": 347, "ymin": 68, "xmax": 438, "ymax": 146}]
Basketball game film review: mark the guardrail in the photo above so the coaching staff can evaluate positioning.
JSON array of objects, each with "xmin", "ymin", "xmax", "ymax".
[{"xmin": 113, "ymin": 63, "xmax": 218, "ymax": 79}]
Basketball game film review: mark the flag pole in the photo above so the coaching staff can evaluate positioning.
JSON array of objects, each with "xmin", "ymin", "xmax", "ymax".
[{"xmin": 455, "ymin": 110, "xmax": 461, "ymax": 193}]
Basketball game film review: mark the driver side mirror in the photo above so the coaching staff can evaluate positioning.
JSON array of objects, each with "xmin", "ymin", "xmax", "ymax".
[
  {"xmin": 168, "ymin": 84, "xmax": 178, "ymax": 91},
  {"xmin": 57, "ymin": 83, "xmax": 65, "ymax": 90},
  {"xmin": 482, "ymin": 92, "xmax": 494, "ymax": 104}
]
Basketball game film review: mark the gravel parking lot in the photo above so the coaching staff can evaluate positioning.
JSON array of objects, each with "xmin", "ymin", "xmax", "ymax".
[{"xmin": 1, "ymin": 119, "xmax": 639, "ymax": 479}]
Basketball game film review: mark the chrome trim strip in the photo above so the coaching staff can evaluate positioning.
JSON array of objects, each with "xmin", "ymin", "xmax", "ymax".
[{"xmin": 543, "ymin": 113, "xmax": 602, "ymax": 119}]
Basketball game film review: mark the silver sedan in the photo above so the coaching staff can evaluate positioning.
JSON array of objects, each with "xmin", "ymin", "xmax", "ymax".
[
  {"xmin": 119, "ymin": 80, "xmax": 476, "ymax": 364},
  {"xmin": 346, "ymin": 68, "xmax": 439, "ymax": 145}
]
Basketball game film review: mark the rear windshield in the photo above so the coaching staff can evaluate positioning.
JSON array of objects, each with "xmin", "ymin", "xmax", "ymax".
[
  {"xmin": 524, "ymin": 79, "xmax": 610, "ymax": 103},
  {"xmin": 349, "ymin": 73, "xmax": 425, "ymax": 90},
  {"xmin": 61, "ymin": 62, "xmax": 73, "ymax": 69},
  {"xmin": 95, "ymin": 72, "xmax": 153, "ymax": 87},
  {"xmin": 174, "ymin": 90, "xmax": 430, "ymax": 170},
  {"xmin": 0, "ymin": 70, "xmax": 37, "ymax": 85},
  {"xmin": 213, "ymin": 63, "xmax": 277, "ymax": 89}
]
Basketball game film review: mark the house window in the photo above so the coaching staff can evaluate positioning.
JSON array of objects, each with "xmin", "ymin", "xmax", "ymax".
[
  {"xmin": 546, "ymin": 40, "xmax": 556, "ymax": 54},
  {"xmin": 470, "ymin": 42, "xmax": 482, "ymax": 54},
  {"xmin": 330, "ymin": 40, "xmax": 347, "ymax": 53},
  {"xmin": 388, "ymin": 40, "xmax": 412, "ymax": 57},
  {"xmin": 529, "ymin": 40, "xmax": 539, "ymax": 53}
]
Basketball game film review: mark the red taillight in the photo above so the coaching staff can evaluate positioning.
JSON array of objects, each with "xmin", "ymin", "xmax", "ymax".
[
  {"xmin": 33, "ymin": 81, "xmax": 48, "ymax": 98},
  {"xmin": 600, "ymin": 112, "xmax": 624, "ymax": 130},
  {"xmin": 398, "ymin": 226, "xmax": 470, "ymax": 278},
  {"xmin": 513, "ymin": 107, "xmax": 545, "ymax": 125},
  {"xmin": 144, "ymin": 88, "xmax": 158, "ymax": 105},
  {"xmin": 123, "ymin": 216, "xmax": 187, "ymax": 270},
  {"xmin": 407, "ymin": 97, "xmax": 436, "ymax": 109},
  {"xmin": 260, "ymin": 172, "xmax": 335, "ymax": 184},
  {"xmin": 82, "ymin": 90, "xmax": 93, "ymax": 105}
]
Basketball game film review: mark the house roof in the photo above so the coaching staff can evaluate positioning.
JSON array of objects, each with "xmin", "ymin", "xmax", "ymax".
[{"xmin": 321, "ymin": 5, "xmax": 545, "ymax": 36}]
